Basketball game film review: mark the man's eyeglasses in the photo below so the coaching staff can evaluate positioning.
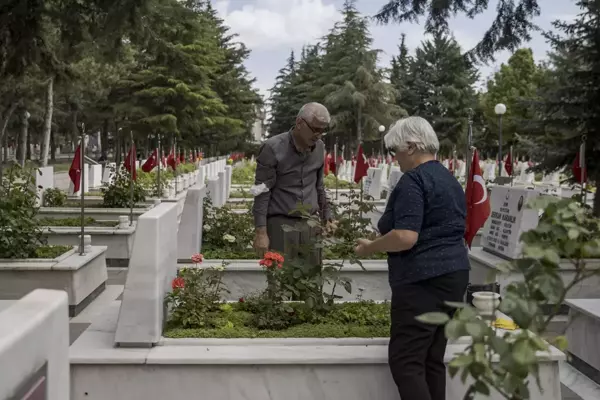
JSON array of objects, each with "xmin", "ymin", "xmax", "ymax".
[
  {"xmin": 386, "ymin": 147, "xmax": 396, "ymax": 157},
  {"xmin": 302, "ymin": 117, "xmax": 328, "ymax": 135}
]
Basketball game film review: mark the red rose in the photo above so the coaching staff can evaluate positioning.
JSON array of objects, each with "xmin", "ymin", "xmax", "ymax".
[{"xmin": 172, "ymin": 277, "xmax": 185, "ymax": 290}]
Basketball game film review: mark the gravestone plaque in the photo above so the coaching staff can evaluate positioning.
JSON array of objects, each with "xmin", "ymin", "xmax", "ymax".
[
  {"xmin": 10, "ymin": 363, "xmax": 47, "ymax": 400},
  {"xmin": 482, "ymin": 186, "xmax": 540, "ymax": 260}
]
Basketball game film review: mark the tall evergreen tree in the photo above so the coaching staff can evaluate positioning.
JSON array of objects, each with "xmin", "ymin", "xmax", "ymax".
[
  {"xmin": 268, "ymin": 51, "xmax": 298, "ymax": 136},
  {"xmin": 401, "ymin": 33, "xmax": 478, "ymax": 150},
  {"xmin": 529, "ymin": 0, "xmax": 600, "ymax": 215},
  {"xmin": 480, "ymin": 48, "xmax": 544, "ymax": 151},
  {"xmin": 390, "ymin": 34, "xmax": 411, "ymax": 112},
  {"xmin": 375, "ymin": 0, "xmax": 541, "ymax": 62},
  {"xmin": 318, "ymin": 0, "xmax": 403, "ymax": 149}
]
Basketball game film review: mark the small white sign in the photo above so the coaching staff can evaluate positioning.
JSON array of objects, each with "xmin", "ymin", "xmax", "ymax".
[{"xmin": 482, "ymin": 186, "xmax": 541, "ymax": 260}]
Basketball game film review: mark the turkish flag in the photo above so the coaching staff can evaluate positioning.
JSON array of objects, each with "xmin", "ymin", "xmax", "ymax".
[
  {"xmin": 142, "ymin": 149, "xmax": 158, "ymax": 172},
  {"xmin": 448, "ymin": 159, "xmax": 454, "ymax": 173},
  {"xmin": 329, "ymin": 154, "xmax": 338, "ymax": 175},
  {"xmin": 167, "ymin": 151, "xmax": 177, "ymax": 171},
  {"xmin": 69, "ymin": 144, "xmax": 82, "ymax": 193},
  {"xmin": 124, "ymin": 144, "xmax": 137, "ymax": 180},
  {"xmin": 504, "ymin": 153, "xmax": 513, "ymax": 176},
  {"xmin": 324, "ymin": 153, "xmax": 331, "ymax": 175},
  {"xmin": 464, "ymin": 149, "xmax": 490, "ymax": 248},
  {"xmin": 353, "ymin": 145, "xmax": 369, "ymax": 183},
  {"xmin": 572, "ymin": 151, "xmax": 587, "ymax": 184}
]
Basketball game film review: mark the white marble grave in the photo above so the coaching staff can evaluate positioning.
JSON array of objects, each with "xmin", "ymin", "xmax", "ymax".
[
  {"xmin": 363, "ymin": 167, "xmax": 382, "ymax": 200},
  {"xmin": 565, "ymin": 299, "xmax": 600, "ymax": 377},
  {"xmin": 177, "ymin": 184, "xmax": 207, "ymax": 261},
  {"xmin": 481, "ymin": 185, "xmax": 541, "ymax": 260},
  {"xmin": 102, "ymin": 162, "xmax": 117, "ymax": 184},
  {"xmin": 224, "ymin": 165, "xmax": 232, "ymax": 200},
  {"xmin": 88, "ymin": 164, "xmax": 103, "ymax": 188},
  {"xmin": 0, "ymin": 289, "xmax": 69, "ymax": 400},
  {"xmin": 114, "ymin": 202, "xmax": 179, "ymax": 347},
  {"xmin": 36, "ymin": 166, "xmax": 54, "ymax": 206}
]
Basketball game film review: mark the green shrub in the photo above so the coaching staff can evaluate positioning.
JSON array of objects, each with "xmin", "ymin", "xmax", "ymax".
[
  {"xmin": 0, "ymin": 164, "xmax": 46, "ymax": 258},
  {"xmin": 231, "ymin": 162, "xmax": 256, "ymax": 184},
  {"xmin": 101, "ymin": 170, "xmax": 147, "ymax": 208},
  {"xmin": 43, "ymin": 188, "xmax": 68, "ymax": 207}
]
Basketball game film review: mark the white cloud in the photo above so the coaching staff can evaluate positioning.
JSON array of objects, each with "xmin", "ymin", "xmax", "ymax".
[{"xmin": 214, "ymin": 0, "xmax": 340, "ymax": 49}]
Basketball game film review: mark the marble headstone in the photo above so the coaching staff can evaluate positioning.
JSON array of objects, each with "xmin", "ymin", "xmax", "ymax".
[{"xmin": 481, "ymin": 186, "xmax": 541, "ymax": 260}]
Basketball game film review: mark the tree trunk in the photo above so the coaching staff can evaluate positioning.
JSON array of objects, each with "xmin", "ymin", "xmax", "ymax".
[
  {"xmin": 50, "ymin": 129, "xmax": 56, "ymax": 161},
  {"xmin": 71, "ymin": 107, "xmax": 78, "ymax": 146},
  {"xmin": 101, "ymin": 118, "xmax": 109, "ymax": 158},
  {"xmin": 19, "ymin": 109, "xmax": 29, "ymax": 166},
  {"xmin": 40, "ymin": 77, "xmax": 54, "ymax": 167},
  {"xmin": 593, "ymin": 172, "xmax": 600, "ymax": 217},
  {"xmin": 114, "ymin": 121, "xmax": 121, "ymax": 165},
  {"xmin": 0, "ymin": 102, "xmax": 18, "ymax": 147}
]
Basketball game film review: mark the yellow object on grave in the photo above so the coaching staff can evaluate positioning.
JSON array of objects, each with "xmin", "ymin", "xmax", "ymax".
[{"xmin": 492, "ymin": 318, "xmax": 518, "ymax": 330}]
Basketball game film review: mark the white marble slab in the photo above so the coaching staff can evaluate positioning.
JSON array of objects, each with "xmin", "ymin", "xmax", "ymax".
[
  {"xmin": 114, "ymin": 202, "xmax": 178, "ymax": 347},
  {"xmin": 0, "ymin": 289, "xmax": 69, "ymax": 400},
  {"xmin": 177, "ymin": 184, "xmax": 206, "ymax": 260}
]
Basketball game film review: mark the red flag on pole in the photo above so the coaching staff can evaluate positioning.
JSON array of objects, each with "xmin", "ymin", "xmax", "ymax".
[
  {"xmin": 464, "ymin": 149, "xmax": 490, "ymax": 248},
  {"xmin": 167, "ymin": 151, "xmax": 177, "ymax": 171},
  {"xmin": 142, "ymin": 149, "xmax": 158, "ymax": 173},
  {"xmin": 353, "ymin": 144, "xmax": 369, "ymax": 183},
  {"xmin": 324, "ymin": 153, "xmax": 331, "ymax": 175},
  {"xmin": 124, "ymin": 144, "xmax": 137, "ymax": 180},
  {"xmin": 572, "ymin": 148, "xmax": 587, "ymax": 184},
  {"xmin": 504, "ymin": 152, "xmax": 513, "ymax": 176},
  {"xmin": 69, "ymin": 144, "xmax": 82, "ymax": 193}
]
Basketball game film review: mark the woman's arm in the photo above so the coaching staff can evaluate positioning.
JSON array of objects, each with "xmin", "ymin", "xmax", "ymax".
[
  {"xmin": 356, "ymin": 173, "xmax": 424, "ymax": 256},
  {"xmin": 363, "ymin": 229, "xmax": 419, "ymax": 253}
]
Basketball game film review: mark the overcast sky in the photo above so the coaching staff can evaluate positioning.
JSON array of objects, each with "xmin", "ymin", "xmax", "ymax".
[{"xmin": 213, "ymin": 0, "xmax": 581, "ymax": 100}]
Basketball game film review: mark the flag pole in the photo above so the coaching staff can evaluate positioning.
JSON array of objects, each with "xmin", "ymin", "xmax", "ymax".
[
  {"xmin": 334, "ymin": 139, "xmax": 339, "ymax": 201},
  {"xmin": 79, "ymin": 124, "xmax": 86, "ymax": 256},
  {"xmin": 580, "ymin": 135, "xmax": 587, "ymax": 207},
  {"xmin": 129, "ymin": 130, "xmax": 134, "ymax": 226},
  {"xmin": 157, "ymin": 134, "xmax": 161, "ymax": 198},
  {"xmin": 465, "ymin": 108, "xmax": 473, "ymax": 183},
  {"xmin": 174, "ymin": 137, "xmax": 178, "ymax": 195},
  {"xmin": 509, "ymin": 145, "xmax": 514, "ymax": 187}
]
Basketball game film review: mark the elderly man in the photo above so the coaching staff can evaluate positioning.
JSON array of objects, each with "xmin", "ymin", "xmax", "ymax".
[{"xmin": 252, "ymin": 102, "xmax": 332, "ymax": 258}]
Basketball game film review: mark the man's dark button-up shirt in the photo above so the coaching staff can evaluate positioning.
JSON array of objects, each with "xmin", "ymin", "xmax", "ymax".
[{"xmin": 252, "ymin": 130, "xmax": 331, "ymax": 227}]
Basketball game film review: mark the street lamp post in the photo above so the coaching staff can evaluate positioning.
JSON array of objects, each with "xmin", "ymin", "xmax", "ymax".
[{"xmin": 494, "ymin": 103, "xmax": 507, "ymax": 177}]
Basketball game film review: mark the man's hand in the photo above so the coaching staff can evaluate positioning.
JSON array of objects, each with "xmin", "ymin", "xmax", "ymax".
[
  {"xmin": 323, "ymin": 219, "xmax": 338, "ymax": 235},
  {"xmin": 254, "ymin": 229, "xmax": 269, "ymax": 257},
  {"xmin": 354, "ymin": 238, "xmax": 373, "ymax": 258}
]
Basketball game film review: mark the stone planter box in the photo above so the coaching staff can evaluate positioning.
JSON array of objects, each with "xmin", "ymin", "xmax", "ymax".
[
  {"xmin": 194, "ymin": 259, "xmax": 390, "ymax": 301},
  {"xmin": 71, "ymin": 328, "xmax": 564, "ymax": 400},
  {"xmin": 0, "ymin": 246, "xmax": 108, "ymax": 317},
  {"xmin": 42, "ymin": 224, "xmax": 136, "ymax": 268},
  {"xmin": 38, "ymin": 204, "xmax": 153, "ymax": 221},
  {"xmin": 469, "ymin": 247, "xmax": 600, "ymax": 302}
]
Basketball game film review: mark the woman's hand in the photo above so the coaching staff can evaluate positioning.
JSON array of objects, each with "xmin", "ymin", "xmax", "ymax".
[{"xmin": 354, "ymin": 238, "xmax": 373, "ymax": 258}]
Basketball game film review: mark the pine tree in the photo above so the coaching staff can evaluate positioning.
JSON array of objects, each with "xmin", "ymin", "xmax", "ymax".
[
  {"xmin": 390, "ymin": 34, "xmax": 412, "ymax": 112},
  {"xmin": 402, "ymin": 33, "xmax": 478, "ymax": 150},
  {"xmin": 318, "ymin": 0, "xmax": 403, "ymax": 149},
  {"xmin": 268, "ymin": 51, "xmax": 298, "ymax": 136},
  {"xmin": 480, "ymin": 48, "xmax": 543, "ymax": 151},
  {"xmin": 375, "ymin": 0, "xmax": 541, "ymax": 62},
  {"xmin": 530, "ymin": 0, "xmax": 600, "ymax": 215}
]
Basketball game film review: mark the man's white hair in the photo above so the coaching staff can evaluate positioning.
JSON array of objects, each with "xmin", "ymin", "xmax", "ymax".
[
  {"xmin": 384, "ymin": 116, "xmax": 439, "ymax": 154},
  {"xmin": 298, "ymin": 102, "xmax": 331, "ymax": 125}
]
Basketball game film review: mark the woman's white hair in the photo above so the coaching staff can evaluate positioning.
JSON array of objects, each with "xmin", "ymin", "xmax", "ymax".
[{"xmin": 384, "ymin": 116, "xmax": 440, "ymax": 154}]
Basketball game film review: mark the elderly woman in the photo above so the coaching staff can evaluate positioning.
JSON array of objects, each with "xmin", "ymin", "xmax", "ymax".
[{"xmin": 355, "ymin": 116, "xmax": 469, "ymax": 400}]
